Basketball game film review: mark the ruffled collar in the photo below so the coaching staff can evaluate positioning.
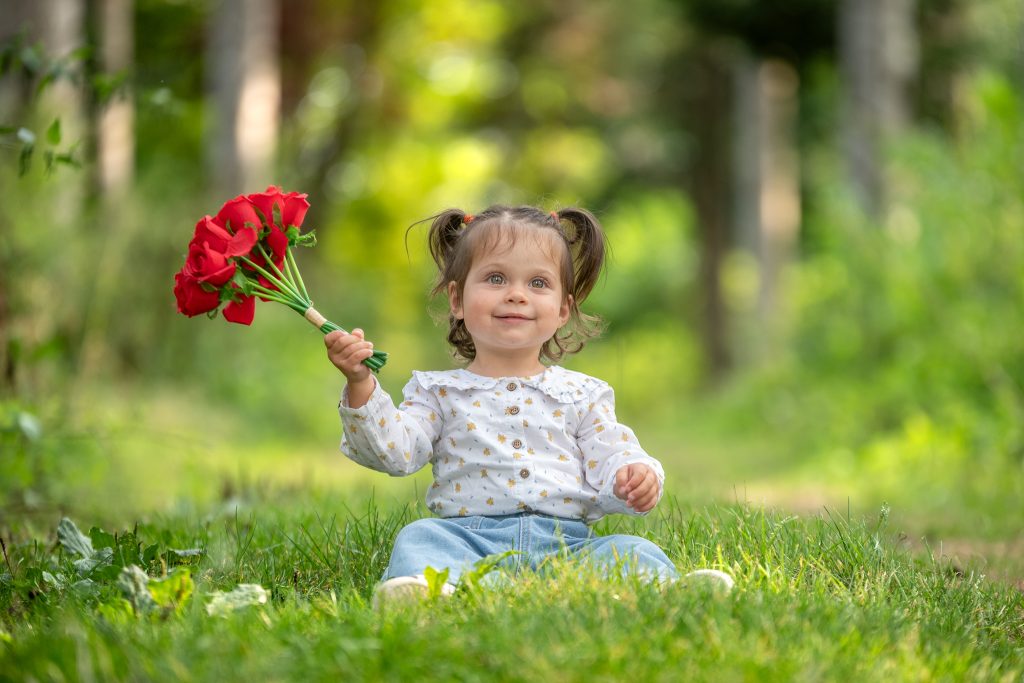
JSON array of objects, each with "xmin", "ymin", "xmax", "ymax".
[{"xmin": 412, "ymin": 365, "xmax": 604, "ymax": 404}]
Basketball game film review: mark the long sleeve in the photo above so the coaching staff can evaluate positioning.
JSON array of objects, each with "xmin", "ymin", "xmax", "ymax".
[
  {"xmin": 337, "ymin": 377, "xmax": 443, "ymax": 476},
  {"xmin": 575, "ymin": 384, "xmax": 665, "ymax": 516}
]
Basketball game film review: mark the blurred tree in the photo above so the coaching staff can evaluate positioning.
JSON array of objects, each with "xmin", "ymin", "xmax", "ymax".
[
  {"xmin": 0, "ymin": 0, "xmax": 87, "ymax": 395},
  {"xmin": 688, "ymin": 44, "xmax": 734, "ymax": 379},
  {"xmin": 95, "ymin": 0, "xmax": 133, "ymax": 200},
  {"xmin": 681, "ymin": 0, "xmax": 834, "ymax": 375},
  {"xmin": 751, "ymin": 60, "xmax": 800, "ymax": 335},
  {"xmin": 206, "ymin": 0, "xmax": 280, "ymax": 196},
  {"xmin": 76, "ymin": 0, "xmax": 136, "ymax": 383},
  {"xmin": 838, "ymin": 0, "xmax": 919, "ymax": 218}
]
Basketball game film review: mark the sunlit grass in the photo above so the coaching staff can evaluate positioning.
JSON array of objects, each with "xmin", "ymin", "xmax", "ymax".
[{"xmin": 1, "ymin": 496, "xmax": 1021, "ymax": 681}]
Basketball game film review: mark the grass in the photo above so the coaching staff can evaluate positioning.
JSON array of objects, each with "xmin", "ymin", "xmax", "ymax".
[
  {"xmin": 2, "ymin": 384, "xmax": 1022, "ymax": 681},
  {"xmin": 1, "ymin": 492, "xmax": 1022, "ymax": 682}
]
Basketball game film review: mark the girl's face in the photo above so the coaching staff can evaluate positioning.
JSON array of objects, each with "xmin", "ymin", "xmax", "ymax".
[{"xmin": 448, "ymin": 232, "xmax": 571, "ymax": 372}]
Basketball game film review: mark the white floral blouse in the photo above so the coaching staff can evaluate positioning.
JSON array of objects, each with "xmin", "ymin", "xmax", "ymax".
[{"xmin": 337, "ymin": 366, "xmax": 664, "ymax": 523}]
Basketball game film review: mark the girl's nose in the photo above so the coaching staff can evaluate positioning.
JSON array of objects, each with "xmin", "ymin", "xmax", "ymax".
[{"xmin": 505, "ymin": 285, "xmax": 527, "ymax": 303}]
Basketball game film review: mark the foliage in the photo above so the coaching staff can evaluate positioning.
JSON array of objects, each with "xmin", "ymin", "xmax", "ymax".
[{"xmin": 713, "ymin": 72, "xmax": 1024, "ymax": 534}]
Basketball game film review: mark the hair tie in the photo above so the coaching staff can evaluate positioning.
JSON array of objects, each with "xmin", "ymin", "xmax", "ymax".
[
  {"xmin": 463, "ymin": 214, "xmax": 475, "ymax": 224},
  {"xmin": 550, "ymin": 211, "xmax": 559, "ymax": 220}
]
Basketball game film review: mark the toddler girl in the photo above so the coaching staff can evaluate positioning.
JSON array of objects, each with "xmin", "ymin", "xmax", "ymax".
[{"xmin": 326, "ymin": 205, "xmax": 731, "ymax": 602}]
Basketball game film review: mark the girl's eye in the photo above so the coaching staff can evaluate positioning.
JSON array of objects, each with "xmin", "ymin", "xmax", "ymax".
[
  {"xmin": 487, "ymin": 273, "xmax": 505, "ymax": 285},
  {"xmin": 530, "ymin": 278, "xmax": 548, "ymax": 288}
]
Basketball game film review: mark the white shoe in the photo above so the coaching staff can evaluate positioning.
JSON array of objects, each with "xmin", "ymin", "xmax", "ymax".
[
  {"xmin": 372, "ymin": 575, "xmax": 455, "ymax": 609},
  {"xmin": 682, "ymin": 569, "xmax": 735, "ymax": 592}
]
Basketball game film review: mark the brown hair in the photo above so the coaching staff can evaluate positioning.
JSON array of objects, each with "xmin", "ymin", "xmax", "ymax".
[{"xmin": 416, "ymin": 205, "xmax": 606, "ymax": 363}]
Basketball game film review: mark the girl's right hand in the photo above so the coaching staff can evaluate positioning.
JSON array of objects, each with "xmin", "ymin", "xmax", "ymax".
[{"xmin": 324, "ymin": 328, "xmax": 375, "ymax": 384}]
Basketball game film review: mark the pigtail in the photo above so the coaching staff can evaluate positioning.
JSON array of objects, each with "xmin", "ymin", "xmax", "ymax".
[
  {"xmin": 542, "ymin": 207, "xmax": 607, "ymax": 362},
  {"xmin": 554, "ymin": 207, "xmax": 605, "ymax": 305},
  {"xmin": 425, "ymin": 209, "xmax": 469, "ymax": 295}
]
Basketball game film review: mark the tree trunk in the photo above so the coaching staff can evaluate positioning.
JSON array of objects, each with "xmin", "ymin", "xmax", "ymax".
[
  {"xmin": 731, "ymin": 51, "xmax": 760, "ymax": 256},
  {"xmin": 690, "ymin": 46, "xmax": 733, "ymax": 383},
  {"xmin": 0, "ymin": 0, "xmax": 86, "ymax": 394},
  {"xmin": 756, "ymin": 59, "xmax": 800, "ymax": 331},
  {"xmin": 96, "ymin": 0, "xmax": 133, "ymax": 200},
  {"xmin": 76, "ymin": 0, "xmax": 135, "ymax": 383},
  {"xmin": 731, "ymin": 55, "xmax": 801, "ymax": 360},
  {"xmin": 206, "ymin": 0, "xmax": 280, "ymax": 197},
  {"xmin": 839, "ymin": 0, "xmax": 919, "ymax": 219}
]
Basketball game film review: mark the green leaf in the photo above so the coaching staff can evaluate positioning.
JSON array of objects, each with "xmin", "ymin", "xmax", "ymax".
[
  {"xmin": 97, "ymin": 598, "xmax": 135, "ymax": 624},
  {"xmin": 34, "ymin": 70, "xmax": 56, "ymax": 97},
  {"xmin": 71, "ymin": 578, "xmax": 99, "ymax": 598},
  {"xmin": 294, "ymin": 230, "xmax": 317, "ymax": 247},
  {"xmin": 231, "ymin": 269, "xmax": 254, "ymax": 296},
  {"xmin": 147, "ymin": 568, "xmax": 193, "ymax": 613},
  {"xmin": 89, "ymin": 527, "xmax": 116, "ymax": 552},
  {"xmin": 205, "ymin": 583, "xmax": 269, "ymax": 616},
  {"xmin": 142, "ymin": 543, "xmax": 161, "ymax": 568},
  {"xmin": 45, "ymin": 118, "xmax": 60, "ymax": 145},
  {"xmin": 53, "ymin": 151, "xmax": 80, "ymax": 169},
  {"xmin": 423, "ymin": 565, "xmax": 450, "ymax": 599},
  {"xmin": 162, "ymin": 548, "xmax": 204, "ymax": 567},
  {"xmin": 117, "ymin": 565, "xmax": 156, "ymax": 614},
  {"xmin": 0, "ymin": 125, "xmax": 15, "ymax": 135},
  {"xmin": 57, "ymin": 518, "xmax": 94, "ymax": 558},
  {"xmin": 458, "ymin": 550, "xmax": 519, "ymax": 593},
  {"xmin": 18, "ymin": 143, "xmax": 33, "ymax": 176},
  {"xmin": 74, "ymin": 547, "xmax": 113, "ymax": 577}
]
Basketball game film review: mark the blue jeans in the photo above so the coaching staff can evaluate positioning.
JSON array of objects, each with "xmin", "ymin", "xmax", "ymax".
[{"xmin": 383, "ymin": 513, "xmax": 679, "ymax": 584}]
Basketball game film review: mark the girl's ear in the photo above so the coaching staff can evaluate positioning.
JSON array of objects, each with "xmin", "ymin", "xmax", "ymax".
[
  {"xmin": 448, "ymin": 281, "xmax": 464, "ymax": 319},
  {"xmin": 559, "ymin": 294, "xmax": 573, "ymax": 326}
]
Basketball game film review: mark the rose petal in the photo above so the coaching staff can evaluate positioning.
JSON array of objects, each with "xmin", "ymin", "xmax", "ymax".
[
  {"xmin": 216, "ymin": 196, "xmax": 264, "ymax": 235},
  {"xmin": 173, "ymin": 271, "xmax": 221, "ymax": 317},
  {"xmin": 248, "ymin": 187, "xmax": 310, "ymax": 230},
  {"xmin": 225, "ymin": 226, "xmax": 258, "ymax": 258},
  {"xmin": 192, "ymin": 215, "xmax": 233, "ymax": 253},
  {"xmin": 264, "ymin": 225, "xmax": 289, "ymax": 265},
  {"xmin": 279, "ymin": 191, "xmax": 310, "ymax": 229},
  {"xmin": 185, "ymin": 241, "xmax": 237, "ymax": 286},
  {"xmin": 223, "ymin": 295, "xmax": 255, "ymax": 325},
  {"xmin": 247, "ymin": 187, "xmax": 284, "ymax": 230}
]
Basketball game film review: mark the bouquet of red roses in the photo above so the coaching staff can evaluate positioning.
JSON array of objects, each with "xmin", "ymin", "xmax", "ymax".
[{"xmin": 172, "ymin": 186, "xmax": 387, "ymax": 372}]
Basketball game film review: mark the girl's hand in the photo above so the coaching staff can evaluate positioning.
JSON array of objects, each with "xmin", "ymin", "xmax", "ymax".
[
  {"xmin": 614, "ymin": 463, "xmax": 660, "ymax": 512},
  {"xmin": 325, "ymin": 328, "xmax": 375, "ymax": 383}
]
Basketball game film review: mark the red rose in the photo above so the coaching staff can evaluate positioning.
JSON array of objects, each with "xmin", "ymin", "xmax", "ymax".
[
  {"xmin": 223, "ymin": 292, "xmax": 255, "ymax": 325},
  {"xmin": 248, "ymin": 186, "xmax": 309, "ymax": 231},
  {"xmin": 173, "ymin": 270, "xmax": 221, "ymax": 317},
  {"xmin": 215, "ymin": 196, "xmax": 265, "ymax": 236},
  {"xmin": 192, "ymin": 215, "xmax": 258, "ymax": 258},
  {"xmin": 261, "ymin": 221, "xmax": 289, "ymax": 270},
  {"xmin": 185, "ymin": 239, "xmax": 236, "ymax": 286}
]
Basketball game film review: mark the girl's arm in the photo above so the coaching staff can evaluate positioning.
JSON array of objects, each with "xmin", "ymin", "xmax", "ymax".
[
  {"xmin": 338, "ymin": 377, "xmax": 442, "ymax": 476},
  {"xmin": 576, "ymin": 384, "xmax": 665, "ymax": 516}
]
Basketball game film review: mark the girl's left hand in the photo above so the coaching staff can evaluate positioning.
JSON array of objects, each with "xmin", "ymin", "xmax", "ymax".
[{"xmin": 614, "ymin": 463, "xmax": 660, "ymax": 512}]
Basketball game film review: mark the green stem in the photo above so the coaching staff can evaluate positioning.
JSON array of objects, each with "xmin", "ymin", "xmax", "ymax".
[
  {"xmin": 249, "ymin": 283, "xmax": 306, "ymax": 313},
  {"xmin": 286, "ymin": 249, "xmax": 310, "ymax": 301},
  {"xmin": 256, "ymin": 244, "xmax": 303, "ymax": 302},
  {"xmin": 239, "ymin": 256, "xmax": 305, "ymax": 305}
]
